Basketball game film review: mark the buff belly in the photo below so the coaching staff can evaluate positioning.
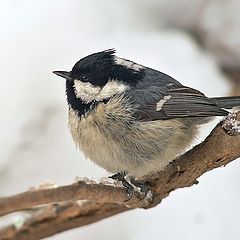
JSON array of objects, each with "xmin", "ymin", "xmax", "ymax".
[{"xmin": 68, "ymin": 100, "xmax": 198, "ymax": 178}]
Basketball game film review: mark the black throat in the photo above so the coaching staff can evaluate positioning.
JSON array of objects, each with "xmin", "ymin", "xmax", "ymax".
[{"xmin": 65, "ymin": 81, "xmax": 97, "ymax": 118}]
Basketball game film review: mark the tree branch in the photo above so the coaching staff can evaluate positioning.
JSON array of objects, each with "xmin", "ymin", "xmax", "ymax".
[
  {"xmin": 0, "ymin": 202, "xmax": 129, "ymax": 240},
  {"xmin": 0, "ymin": 112, "xmax": 240, "ymax": 240},
  {"xmin": 0, "ymin": 180, "xmax": 143, "ymax": 217}
]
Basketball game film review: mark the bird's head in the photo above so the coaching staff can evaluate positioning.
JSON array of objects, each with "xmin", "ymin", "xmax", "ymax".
[{"xmin": 53, "ymin": 49, "xmax": 144, "ymax": 107}]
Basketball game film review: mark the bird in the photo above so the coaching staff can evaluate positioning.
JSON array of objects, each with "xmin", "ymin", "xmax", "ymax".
[{"xmin": 53, "ymin": 49, "xmax": 240, "ymax": 195}]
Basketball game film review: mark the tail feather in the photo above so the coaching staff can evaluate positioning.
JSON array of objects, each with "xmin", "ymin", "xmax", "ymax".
[{"xmin": 211, "ymin": 96, "xmax": 240, "ymax": 109}]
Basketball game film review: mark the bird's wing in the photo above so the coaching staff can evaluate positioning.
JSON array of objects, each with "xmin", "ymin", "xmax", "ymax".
[{"xmin": 130, "ymin": 85, "xmax": 228, "ymax": 121}]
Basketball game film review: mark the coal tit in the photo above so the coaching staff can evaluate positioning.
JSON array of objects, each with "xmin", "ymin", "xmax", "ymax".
[{"xmin": 53, "ymin": 49, "xmax": 240, "ymax": 187}]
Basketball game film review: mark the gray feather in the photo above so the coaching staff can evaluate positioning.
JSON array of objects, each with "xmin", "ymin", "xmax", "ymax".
[
  {"xmin": 211, "ymin": 96, "xmax": 240, "ymax": 109},
  {"xmin": 126, "ymin": 68, "xmax": 230, "ymax": 121}
]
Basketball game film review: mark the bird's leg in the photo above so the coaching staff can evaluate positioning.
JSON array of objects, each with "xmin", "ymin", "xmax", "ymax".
[
  {"xmin": 109, "ymin": 171, "xmax": 134, "ymax": 200},
  {"xmin": 130, "ymin": 177, "xmax": 150, "ymax": 198}
]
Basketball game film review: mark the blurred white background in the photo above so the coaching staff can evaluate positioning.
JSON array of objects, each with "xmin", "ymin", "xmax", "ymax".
[{"xmin": 1, "ymin": 0, "xmax": 240, "ymax": 239}]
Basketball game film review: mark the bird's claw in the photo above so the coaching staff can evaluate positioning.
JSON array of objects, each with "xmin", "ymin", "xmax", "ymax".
[
  {"xmin": 109, "ymin": 172, "xmax": 134, "ymax": 201},
  {"xmin": 130, "ymin": 178, "xmax": 150, "ymax": 199},
  {"xmin": 109, "ymin": 172, "xmax": 150, "ymax": 201}
]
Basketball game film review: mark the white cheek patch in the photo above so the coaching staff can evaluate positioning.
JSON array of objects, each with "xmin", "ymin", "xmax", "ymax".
[
  {"xmin": 114, "ymin": 56, "xmax": 143, "ymax": 71},
  {"xmin": 156, "ymin": 95, "xmax": 171, "ymax": 111},
  {"xmin": 96, "ymin": 80, "xmax": 128, "ymax": 101},
  {"xmin": 74, "ymin": 80, "xmax": 101, "ymax": 103},
  {"xmin": 74, "ymin": 79, "xmax": 128, "ymax": 103}
]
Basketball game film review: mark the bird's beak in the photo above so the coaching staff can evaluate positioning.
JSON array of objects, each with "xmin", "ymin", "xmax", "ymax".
[{"xmin": 53, "ymin": 71, "xmax": 73, "ymax": 81}]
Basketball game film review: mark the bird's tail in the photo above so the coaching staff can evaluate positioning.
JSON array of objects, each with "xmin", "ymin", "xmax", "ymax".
[{"xmin": 211, "ymin": 96, "xmax": 240, "ymax": 109}]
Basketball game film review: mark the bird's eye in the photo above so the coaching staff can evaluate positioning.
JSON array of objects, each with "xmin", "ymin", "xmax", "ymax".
[{"xmin": 81, "ymin": 74, "xmax": 90, "ymax": 82}]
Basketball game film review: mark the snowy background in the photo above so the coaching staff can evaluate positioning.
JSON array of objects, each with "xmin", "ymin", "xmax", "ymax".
[{"xmin": 1, "ymin": 0, "xmax": 240, "ymax": 239}]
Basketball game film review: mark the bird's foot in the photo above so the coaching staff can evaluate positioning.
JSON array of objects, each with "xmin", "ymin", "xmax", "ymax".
[
  {"xmin": 130, "ymin": 177, "xmax": 150, "ymax": 199},
  {"xmin": 109, "ymin": 172, "xmax": 152, "ymax": 202},
  {"xmin": 109, "ymin": 172, "xmax": 134, "ymax": 201}
]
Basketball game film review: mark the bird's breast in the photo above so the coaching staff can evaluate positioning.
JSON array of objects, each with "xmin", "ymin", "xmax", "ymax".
[
  {"xmin": 68, "ymin": 104, "xmax": 128, "ymax": 173},
  {"xmin": 67, "ymin": 98, "xmax": 198, "ymax": 178}
]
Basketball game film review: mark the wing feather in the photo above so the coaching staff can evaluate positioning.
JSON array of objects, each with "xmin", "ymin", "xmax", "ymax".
[{"xmin": 133, "ymin": 86, "xmax": 228, "ymax": 121}]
